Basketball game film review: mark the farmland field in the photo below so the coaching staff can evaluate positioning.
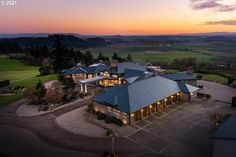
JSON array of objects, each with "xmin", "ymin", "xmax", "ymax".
[
  {"xmin": 89, "ymin": 43, "xmax": 236, "ymax": 63},
  {"xmin": 0, "ymin": 55, "xmax": 57, "ymax": 106}
]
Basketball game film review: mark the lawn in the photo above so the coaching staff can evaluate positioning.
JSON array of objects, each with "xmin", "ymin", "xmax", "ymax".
[
  {"xmin": 194, "ymin": 73, "xmax": 228, "ymax": 84},
  {"xmin": 89, "ymin": 46, "xmax": 213, "ymax": 63},
  {"xmin": 132, "ymin": 51, "xmax": 212, "ymax": 63},
  {"xmin": 0, "ymin": 56, "xmax": 57, "ymax": 106}
]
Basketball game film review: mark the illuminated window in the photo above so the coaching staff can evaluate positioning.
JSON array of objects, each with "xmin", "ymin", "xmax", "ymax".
[
  {"xmin": 113, "ymin": 109, "xmax": 121, "ymax": 117},
  {"xmin": 107, "ymin": 107, "xmax": 112, "ymax": 112},
  {"xmin": 122, "ymin": 112, "xmax": 128, "ymax": 118}
]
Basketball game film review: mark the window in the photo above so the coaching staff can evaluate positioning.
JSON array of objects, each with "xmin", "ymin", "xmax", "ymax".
[
  {"xmin": 113, "ymin": 109, "xmax": 121, "ymax": 117},
  {"xmin": 107, "ymin": 107, "xmax": 112, "ymax": 112},
  {"xmin": 122, "ymin": 112, "xmax": 128, "ymax": 118}
]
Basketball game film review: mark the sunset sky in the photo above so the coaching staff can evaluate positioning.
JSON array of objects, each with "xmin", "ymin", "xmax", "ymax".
[{"xmin": 0, "ymin": 0, "xmax": 236, "ymax": 35}]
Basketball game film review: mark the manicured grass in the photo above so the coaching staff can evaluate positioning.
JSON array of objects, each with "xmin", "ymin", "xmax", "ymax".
[
  {"xmin": 0, "ymin": 94, "xmax": 24, "ymax": 107},
  {"xmin": 0, "ymin": 56, "xmax": 57, "ymax": 106},
  {"xmin": 164, "ymin": 69, "xmax": 180, "ymax": 73},
  {"xmin": 194, "ymin": 73, "xmax": 228, "ymax": 84},
  {"xmin": 132, "ymin": 51, "xmax": 212, "ymax": 63}
]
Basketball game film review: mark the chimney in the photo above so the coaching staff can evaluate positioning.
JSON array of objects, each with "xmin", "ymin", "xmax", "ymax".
[{"xmin": 110, "ymin": 60, "xmax": 118, "ymax": 67}]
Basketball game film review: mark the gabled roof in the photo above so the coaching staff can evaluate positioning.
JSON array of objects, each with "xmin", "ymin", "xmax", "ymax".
[
  {"xmin": 95, "ymin": 76, "xmax": 185, "ymax": 113},
  {"xmin": 212, "ymin": 113, "xmax": 236, "ymax": 140},
  {"xmin": 160, "ymin": 72, "xmax": 197, "ymax": 81},
  {"xmin": 122, "ymin": 69, "xmax": 145, "ymax": 80},
  {"xmin": 177, "ymin": 82, "xmax": 199, "ymax": 94},
  {"xmin": 63, "ymin": 64, "xmax": 110, "ymax": 75},
  {"xmin": 117, "ymin": 62, "xmax": 147, "ymax": 74},
  {"xmin": 63, "ymin": 66, "xmax": 85, "ymax": 75}
]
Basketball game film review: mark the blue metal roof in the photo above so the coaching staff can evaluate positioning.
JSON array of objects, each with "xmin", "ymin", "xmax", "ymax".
[
  {"xmin": 160, "ymin": 72, "xmax": 197, "ymax": 81},
  {"xmin": 63, "ymin": 64, "xmax": 110, "ymax": 75},
  {"xmin": 177, "ymin": 82, "xmax": 199, "ymax": 93},
  {"xmin": 122, "ymin": 69, "xmax": 145, "ymax": 80},
  {"xmin": 95, "ymin": 76, "xmax": 195, "ymax": 113},
  {"xmin": 117, "ymin": 62, "xmax": 147, "ymax": 74},
  {"xmin": 212, "ymin": 113, "xmax": 236, "ymax": 140}
]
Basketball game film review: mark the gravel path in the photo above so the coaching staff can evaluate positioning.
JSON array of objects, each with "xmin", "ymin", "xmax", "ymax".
[
  {"xmin": 56, "ymin": 106, "xmax": 106, "ymax": 137},
  {"xmin": 56, "ymin": 106, "xmax": 135, "ymax": 137}
]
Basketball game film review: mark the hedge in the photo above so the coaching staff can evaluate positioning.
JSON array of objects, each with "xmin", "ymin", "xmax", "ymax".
[
  {"xmin": 0, "ymin": 80, "xmax": 10, "ymax": 88},
  {"xmin": 197, "ymin": 92, "xmax": 211, "ymax": 99}
]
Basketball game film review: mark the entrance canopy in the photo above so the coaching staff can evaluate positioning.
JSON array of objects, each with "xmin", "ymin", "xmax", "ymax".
[{"xmin": 79, "ymin": 76, "xmax": 110, "ymax": 84}]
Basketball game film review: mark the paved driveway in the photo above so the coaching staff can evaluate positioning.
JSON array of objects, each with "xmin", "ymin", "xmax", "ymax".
[
  {"xmin": 125, "ymin": 98, "xmax": 236, "ymax": 157},
  {"xmin": 1, "ymin": 81, "xmax": 236, "ymax": 157},
  {"xmin": 198, "ymin": 80, "xmax": 236, "ymax": 103}
]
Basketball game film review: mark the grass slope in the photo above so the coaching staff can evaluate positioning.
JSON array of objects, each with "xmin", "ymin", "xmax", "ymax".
[{"xmin": 0, "ymin": 56, "xmax": 57, "ymax": 106}]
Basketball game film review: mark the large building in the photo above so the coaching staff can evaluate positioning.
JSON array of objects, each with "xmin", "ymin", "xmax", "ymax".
[
  {"xmin": 64, "ymin": 62, "xmax": 199, "ymax": 124},
  {"xmin": 94, "ymin": 75, "xmax": 199, "ymax": 124},
  {"xmin": 63, "ymin": 62, "xmax": 150, "ymax": 88},
  {"xmin": 212, "ymin": 113, "xmax": 236, "ymax": 157}
]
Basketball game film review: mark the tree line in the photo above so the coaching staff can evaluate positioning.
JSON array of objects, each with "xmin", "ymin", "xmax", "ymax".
[{"xmin": 0, "ymin": 35, "xmax": 133, "ymax": 75}]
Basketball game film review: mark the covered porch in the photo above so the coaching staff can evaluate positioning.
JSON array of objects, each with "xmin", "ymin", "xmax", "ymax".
[{"xmin": 79, "ymin": 76, "xmax": 110, "ymax": 93}]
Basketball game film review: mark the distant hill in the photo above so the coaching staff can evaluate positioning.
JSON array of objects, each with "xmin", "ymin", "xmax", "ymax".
[{"xmin": 0, "ymin": 34, "xmax": 109, "ymax": 48}]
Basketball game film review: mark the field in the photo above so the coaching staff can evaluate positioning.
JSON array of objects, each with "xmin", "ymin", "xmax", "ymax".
[
  {"xmin": 89, "ymin": 43, "xmax": 236, "ymax": 63},
  {"xmin": 0, "ymin": 56, "xmax": 57, "ymax": 106},
  {"xmin": 194, "ymin": 73, "xmax": 228, "ymax": 85}
]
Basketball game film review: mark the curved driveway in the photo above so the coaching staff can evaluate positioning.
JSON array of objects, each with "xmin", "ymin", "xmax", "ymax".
[{"xmin": 1, "ymin": 81, "xmax": 236, "ymax": 157}]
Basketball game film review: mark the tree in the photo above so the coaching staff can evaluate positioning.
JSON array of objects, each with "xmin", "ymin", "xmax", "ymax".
[
  {"xmin": 98, "ymin": 52, "xmax": 105, "ymax": 61},
  {"xmin": 83, "ymin": 51, "xmax": 94, "ymax": 66},
  {"xmin": 50, "ymin": 35, "xmax": 76, "ymax": 73},
  {"xmin": 112, "ymin": 52, "xmax": 119, "ymax": 60},
  {"xmin": 34, "ymin": 80, "xmax": 47, "ymax": 104},
  {"xmin": 126, "ymin": 54, "xmax": 133, "ymax": 61}
]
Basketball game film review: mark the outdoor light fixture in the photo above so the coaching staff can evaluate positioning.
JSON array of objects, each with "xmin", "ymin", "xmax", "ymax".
[
  {"xmin": 177, "ymin": 93, "xmax": 180, "ymax": 96},
  {"xmin": 157, "ymin": 102, "xmax": 160, "ymax": 105},
  {"xmin": 131, "ymin": 113, "xmax": 134, "ymax": 117},
  {"xmin": 171, "ymin": 96, "xmax": 174, "ymax": 98},
  {"xmin": 123, "ymin": 120, "xmax": 127, "ymax": 124},
  {"xmin": 141, "ymin": 109, "xmax": 144, "ymax": 112},
  {"xmin": 190, "ymin": 93, "xmax": 194, "ymax": 96},
  {"xmin": 149, "ymin": 105, "xmax": 152, "ymax": 108},
  {"xmin": 164, "ymin": 99, "xmax": 167, "ymax": 101}
]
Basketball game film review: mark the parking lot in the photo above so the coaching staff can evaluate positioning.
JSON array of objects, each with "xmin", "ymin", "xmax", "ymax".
[{"xmin": 124, "ymin": 98, "xmax": 235, "ymax": 157}]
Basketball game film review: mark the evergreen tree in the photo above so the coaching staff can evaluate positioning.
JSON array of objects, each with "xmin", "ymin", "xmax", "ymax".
[
  {"xmin": 112, "ymin": 52, "xmax": 119, "ymax": 60},
  {"xmin": 50, "ymin": 35, "xmax": 76, "ymax": 73},
  {"xmin": 98, "ymin": 52, "xmax": 105, "ymax": 61},
  {"xmin": 35, "ymin": 80, "xmax": 47, "ymax": 103},
  {"xmin": 83, "ymin": 51, "xmax": 94, "ymax": 66},
  {"xmin": 126, "ymin": 54, "xmax": 133, "ymax": 61}
]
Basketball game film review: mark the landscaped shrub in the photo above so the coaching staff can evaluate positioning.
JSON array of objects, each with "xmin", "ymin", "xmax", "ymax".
[
  {"xmin": 96, "ymin": 111, "xmax": 105, "ymax": 120},
  {"xmin": 111, "ymin": 116, "xmax": 123, "ymax": 126},
  {"xmin": 196, "ymin": 75, "xmax": 202, "ymax": 80},
  {"xmin": 198, "ymin": 85, "xmax": 204, "ymax": 88},
  {"xmin": 232, "ymin": 96, "xmax": 236, "ymax": 107},
  {"xmin": 105, "ymin": 115, "xmax": 112, "ymax": 123},
  {"xmin": 87, "ymin": 102, "xmax": 95, "ymax": 114},
  {"xmin": 106, "ymin": 129, "xmax": 114, "ymax": 136},
  {"xmin": 197, "ymin": 92, "xmax": 211, "ymax": 99},
  {"xmin": 39, "ymin": 66, "xmax": 51, "ymax": 76},
  {"xmin": 38, "ymin": 104, "xmax": 49, "ymax": 111},
  {"xmin": 211, "ymin": 113, "xmax": 232, "ymax": 126},
  {"xmin": 0, "ymin": 80, "xmax": 10, "ymax": 88}
]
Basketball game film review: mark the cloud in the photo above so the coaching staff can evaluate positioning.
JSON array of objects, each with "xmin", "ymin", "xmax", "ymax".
[
  {"xmin": 190, "ymin": 0, "xmax": 236, "ymax": 12},
  {"xmin": 204, "ymin": 19, "xmax": 236, "ymax": 25}
]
